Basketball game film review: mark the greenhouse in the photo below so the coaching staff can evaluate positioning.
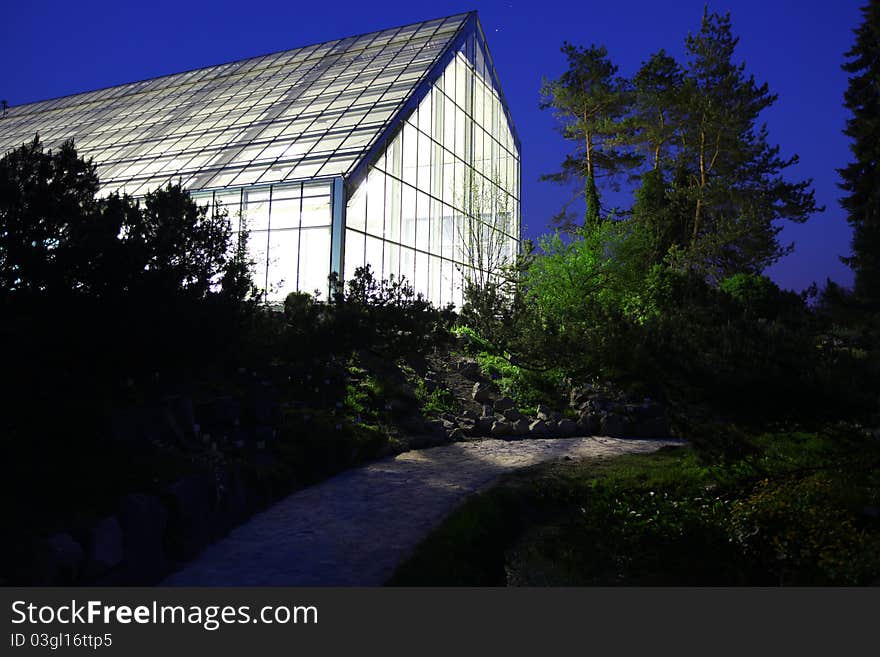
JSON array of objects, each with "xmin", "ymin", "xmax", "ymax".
[{"xmin": 0, "ymin": 11, "xmax": 521, "ymax": 306}]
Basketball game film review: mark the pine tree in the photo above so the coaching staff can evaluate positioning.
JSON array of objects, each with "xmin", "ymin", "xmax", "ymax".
[
  {"xmin": 839, "ymin": 0, "xmax": 880, "ymax": 308},
  {"xmin": 631, "ymin": 50, "xmax": 685, "ymax": 172},
  {"xmin": 667, "ymin": 9, "xmax": 819, "ymax": 279},
  {"xmin": 540, "ymin": 43, "xmax": 640, "ymax": 227}
]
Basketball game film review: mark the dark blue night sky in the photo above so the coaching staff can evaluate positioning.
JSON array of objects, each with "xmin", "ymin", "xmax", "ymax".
[{"xmin": 1, "ymin": 0, "xmax": 863, "ymax": 292}]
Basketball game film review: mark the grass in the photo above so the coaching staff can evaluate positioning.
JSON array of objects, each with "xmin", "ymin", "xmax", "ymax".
[{"xmin": 389, "ymin": 429, "xmax": 880, "ymax": 586}]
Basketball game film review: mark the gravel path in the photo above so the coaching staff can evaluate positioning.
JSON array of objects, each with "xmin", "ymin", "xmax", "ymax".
[{"xmin": 162, "ymin": 436, "xmax": 683, "ymax": 586}]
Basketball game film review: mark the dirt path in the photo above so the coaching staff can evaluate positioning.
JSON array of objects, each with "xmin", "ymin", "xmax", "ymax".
[{"xmin": 162, "ymin": 436, "xmax": 683, "ymax": 586}]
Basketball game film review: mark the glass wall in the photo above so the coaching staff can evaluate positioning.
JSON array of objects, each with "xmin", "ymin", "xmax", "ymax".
[
  {"xmin": 344, "ymin": 33, "xmax": 520, "ymax": 308},
  {"xmin": 191, "ymin": 180, "xmax": 332, "ymax": 302}
]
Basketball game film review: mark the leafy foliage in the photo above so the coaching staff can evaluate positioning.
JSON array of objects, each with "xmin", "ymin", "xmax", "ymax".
[{"xmin": 392, "ymin": 431, "xmax": 880, "ymax": 586}]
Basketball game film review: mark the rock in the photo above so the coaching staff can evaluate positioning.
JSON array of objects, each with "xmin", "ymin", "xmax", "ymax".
[
  {"xmin": 219, "ymin": 466, "xmax": 252, "ymax": 528},
  {"xmin": 577, "ymin": 412, "xmax": 600, "ymax": 435},
  {"xmin": 550, "ymin": 411, "xmax": 564, "ymax": 423},
  {"xmin": 397, "ymin": 415, "xmax": 425, "ymax": 434},
  {"xmin": 448, "ymin": 428, "xmax": 466, "ymax": 441},
  {"xmin": 440, "ymin": 412, "xmax": 457, "ymax": 423},
  {"xmin": 536, "ymin": 404, "xmax": 552, "ymax": 421},
  {"xmin": 493, "ymin": 396, "xmax": 516, "ymax": 412},
  {"xmin": 476, "ymin": 417, "xmax": 495, "ymax": 434},
  {"xmin": 460, "ymin": 409, "xmax": 479, "ymax": 421},
  {"xmin": 424, "ymin": 419, "xmax": 445, "ymax": 436},
  {"xmin": 30, "ymin": 533, "xmax": 84, "ymax": 585},
  {"xmin": 557, "ymin": 418, "xmax": 577, "ymax": 436},
  {"xmin": 502, "ymin": 408, "xmax": 526, "ymax": 422},
  {"xmin": 512, "ymin": 419, "xmax": 530, "ymax": 435},
  {"xmin": 388, "ymin": 397, "xmax": 417, "ymax": 414},
  {"xmin": 472, "ymin": 382, "xmax": 494, "ymax": 404},
  {"xmin": 528, "ymin": 419, "xmax": 548, "ymax": 436},
  {"xmin": 543, "ymin": 420, "xmax": 558, "ymax": 433},
  {"xmin": 861, "ymin": 506, "xmax": 880, "ymax": 520},
  {"xmin": 601, "ymin": 413, "xmax": 625, "ymax": 437},
  {"xmin": 83, "ymin": 516, "xmax": 124, "ymax": 581},
  {"xmin": 491, "ymin": 420, "xmax": 512, "ymax": 437},
  {"xmin": 441, "ymin": 419, "xmax": 458, "ymax": 431},
  {"xmin": 570, "ymin": 387, "xmax": 594, "ymax": 406},
  {"xmin": 578, "ymin": 400, "xmax": 597, "ymax": 415},
  {"xmin": 457, "ymin": 361, "xmax": 481, "ymax": 380},
  {"xmin": 397, "ymin": 384, "xmax": 419, "ymax": 402},
  {"xmin": 633, "ymin": 416, "xmax": 669, "ymax": 438},
  {"xmin": 117, "ymin": 494, "xmax": 168, "ymax": 582},
  {"xmin": 164, "ymin": 474, "xmax": 217, "ymax": 560}
]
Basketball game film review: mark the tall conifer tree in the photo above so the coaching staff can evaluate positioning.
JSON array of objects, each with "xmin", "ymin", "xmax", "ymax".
[
  {"xmin": 839, "ymin": 0, "xmax": 880, "ymax": 308},
  {"xmin": 540, "ymin": 43, "xmax": 639, "ymax": 227}
]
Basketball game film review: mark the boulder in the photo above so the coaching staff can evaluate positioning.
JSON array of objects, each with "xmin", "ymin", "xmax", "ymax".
[
  {"xmin": 219, "ymin": 466, "xmax": 252, "ymax": 528},
  {"xmin": 557, "ymin": 418, "xmax": 577, "ymax": 436},
  {"xmin": 577, "ymin": 412, "xmax": 600, "ymax": 435},
  {"xmin": 397, "ymin": 415, "xmax": 426, "ymax": 434},
  {"xmin": 512, "ymin": 419, "xmax": 530, "ymax": 435},
  {"xmin": 570, "ymin": 387, "xmax": 594, "ymax": 406},
  {"xmin": 633, "ymin": 416, "xmax": 669, "ymax": 438},
  {"xmin": 493, "ymin": 396, "xmax": 516, "ymax": 412},
  {"xmin": 528, "ymin": 419, "xmax": 549, "ymax": 436},
  {"xmin": 536, "ymin": 404, "xmax": 552, "ymax": 421},
  {"xmin": 457, "ymin": 361, "xmax": 481, "ymax": 380},
  {"xmin": 460, "ymin": 409, "xmax": 480, "ymax": 421},
  {"xmin": 117, "ymin": 493, "xmax": 168, "ymax": 582},
  {"xmin": 83, "ymin": 516, "xmax": 124, "ymax": 581},
  {"xmin": 502, "ymin": 408, "xmax": 526, "ymax": 422},
  {"xmin": 448, "ymin": 428, "xmax": 466, "ymax": 441},
  {"xmin": 476, "ymin": 417, "xmax": 495, "ymax": 434},
  {"xmin": 491, "ymin": 420, "xmax": 512, "ymax": 437},
  {"xmin": 164, "ymin": 474, "xmax": 217, "ymax": 560},
  {"xmin": 601, "ymin": 413, "xmax": 625, "ymax": 437},
  {"xmin": 30, "ymin": 533, "xmax": 84, "ymax": 585},
  {"xmin": 388, "ymin": 397, "xmax": 417, "ymax": 414},
  {"xmin": 472, "ymin": 382, "xmax": 494, "ymax": 404}
]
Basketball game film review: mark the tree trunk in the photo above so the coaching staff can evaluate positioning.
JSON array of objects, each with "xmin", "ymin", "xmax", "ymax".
[
  {"xmin": 584, "ymin": 124, "xmax": 599, "ymax": 226},
  {"xmin": 692, "ymin": 127, "xmax": 707, "ymax": 244}
]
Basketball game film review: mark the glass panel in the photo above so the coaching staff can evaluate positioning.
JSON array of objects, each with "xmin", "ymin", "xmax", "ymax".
[
  {"xmin": 244, "ymin": 189, "xmax": 271, "ymax": 231},
  {"xmin": 300, "ymin": 192, "xmax": 331, "ymax": 227},
  {"xmin": 401, "ymin": 184, "xmax": 416, "ymax": 247},
  {"xmin": 415, "ymin": 190, "xmax": 430, "ymax": 252},
  {"xmin": 248, "ymin": 229, "xmax": 270, "ymax": 292},
  {"xmin": 365, "ymin": 235, "xmax": 384, "ymax": 280},
  {"xmin": 267, "ymin": 229, "xmax": 299, "ymax": 301},
  {"xmin": 346, "ymin": 182, "xmax": 366, "ymax": 232},
  {"xmin": 383, "ymin": 240, "xmax": 400, "ymax": 282},
  {"xmin": 365, "ymin": 170, "xmax": 385, "ymax": 237},
  {"xmin": 399, "ymin": 246, "xmax": 415, "ymax": 286},
  {"xmin": 429, "ymin": 255, "xmax": 442, "ymax": 307},
  {"xmin": 297, "ymin": 227, "xmax": 331, "ymax": 298},
  {"xmin": 270, "ymin": 195, "xmax": 300, "ymax": 230},
  {"xmin": 414, "ymin": 250, "xmax": 429, "ymax": 300},
  {"xmin": 344, "ymin": 229, "xmax": 365, "ymax": 281},
  {"xmin": 401, "ymin": 122, "xmax": 417, "ymax": 187}
]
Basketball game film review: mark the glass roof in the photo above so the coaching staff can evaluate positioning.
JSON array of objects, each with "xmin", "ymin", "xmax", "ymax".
[{"xmin": 0, "ymin": 13, "xmax": 469, "ymax": 197}]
